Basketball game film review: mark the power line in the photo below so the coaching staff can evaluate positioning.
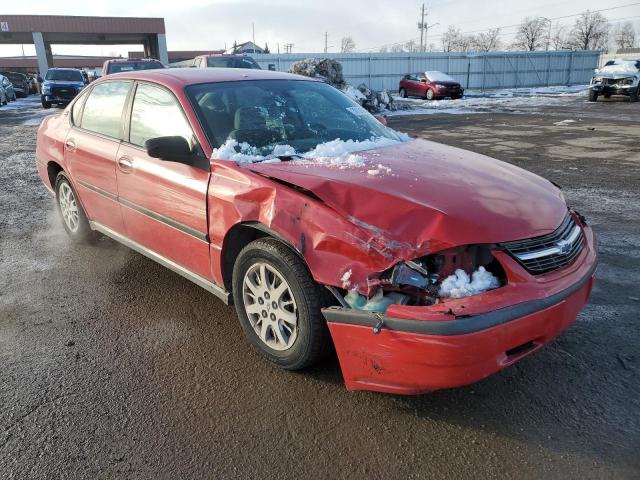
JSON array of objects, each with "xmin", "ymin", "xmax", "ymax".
[{"xmin": 364, "ymin": 1, "xmax": 640, "ymax": 52}]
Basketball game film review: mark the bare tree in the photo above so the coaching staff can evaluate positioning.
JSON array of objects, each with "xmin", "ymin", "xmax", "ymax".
[
  {"xmin": 551, "ymin": 24, "xmax": 569, "ymax": 50},
  {"xmin": 340, "ymin": 36, "xmax": 356, "ymax": 53},
  {"xmin": 512, "ymin": 17, "xmax": 548, "ymax": 51},
  {"xmin": 613, "ymin": 22, "xmax": 636, "ymax": 50},
  {"xmin": 569, "ymin": 11, "xmax": 609, "ymax": 50},
  {"xmin": 390, "ymin": 43, "xmax": 405, "ymax": 53},
  {"xmin": 441, "ymin": 26, "xmax": 472, "ymax": 52},
  {"xmin": 404, "ymin": 40, "xmax": 420, "ymax": 52},
  {"xmin": 471, "ymin": 28, "xmax": 502, "ymax": 52},
  {"xmin": 379, "ymin": 45, "xmax": 389, "ymax": 53}
]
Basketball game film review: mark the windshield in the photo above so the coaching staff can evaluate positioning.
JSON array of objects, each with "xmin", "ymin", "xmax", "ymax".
[
  {"xmin": 45, "ymin": 69, "xmax": 84, "ymax": 82},
  {"xmin": 600, "ymin": 61, "xmax": 639, "ymax": 74},
  {"xmin": 186, "ymin": 79, "xmax": 405, "ymax": 159},
  {"xmin": 207, "ymin": 57, "xmax": 261, "ymax": 69},
  {"xmin": 1, "ymin": 72, "xmax": 24, "ymax": 82},
  {"xmin": 425, "ymin": 71, "xmax": 457, "ymax": 83},
  {"xmin": 107, "ymin": 61, "xmax": 164, "ymax": 74}
]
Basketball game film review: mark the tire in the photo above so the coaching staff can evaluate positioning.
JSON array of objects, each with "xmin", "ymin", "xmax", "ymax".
[
  {"xmin": 232, "ymin": 237, "xmax": 330, "ymax": 370},
  {"xmin": 399, "ymin": 88, "xmax": 407, "ymax": 98},
  {"xmin": 588, "ymin": 90, "xmax": 598, "ymax": 102},
  {"xmin": 630, "ymin": 88, "xmax": 639, "ymax": 103},
  {"xmin": 426, "ymin": 89, "xmax": 435, "ymax": 100},
  {"xmin": 42, "ymin": 100, "xmax": 51, "ymax": 109},
  {"xmin": 451, "ymin": 94, "xmax": 462, "ymax": 100},
  {"xmin": 54, "ymin": 172, "xmax": 98, "ymax": 243}
]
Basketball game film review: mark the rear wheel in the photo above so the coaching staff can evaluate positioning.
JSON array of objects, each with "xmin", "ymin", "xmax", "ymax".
[
  {"xmin": 55, "ymin": 172, "xmax": 98, "ymax": 243},
  {"xmin": 426, "ymin": 88, "xmax": 435, "ymax": 100},
  {"xmin": 399, "ymin": 88, "xmax": 407, "ymax": 98},
  {"xmin": 232, "ymin": 238, "xmax": 330, "ymax": 370},
  {"xmin": 588, "ymin": 90, "xmax": 598, "ymax": 102},
  {"xmin": 630, "ymin": 88, "xmax": 639, "ymax": 103}
]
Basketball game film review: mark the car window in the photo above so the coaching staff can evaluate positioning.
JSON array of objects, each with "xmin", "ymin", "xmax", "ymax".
[
  {"xmin": 108, "ymin": 61, "xmax": 163, "ymax": 74},
  {"xmin": 80, "ymin": 81, "xmax": 131, "ymax": 138},
  {"xmin": 129, "ymin": 83, "xmax": 194, "ymax": 148},
  {"xmin": 71, "ymin": 90, "xmax": 89, "ymax": 126}
]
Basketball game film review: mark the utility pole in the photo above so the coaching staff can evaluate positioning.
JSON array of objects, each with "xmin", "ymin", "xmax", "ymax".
[
  {"xmin": 252, "ymin": 23, "xmax": 256, "ymax": 54},
  {"xmin": 324, "ymin": 32, "xmax": 328, "ymax": 53},
  {"xmin": 418, "ymin": 4, "xmax": 426, "ymax": 52}
]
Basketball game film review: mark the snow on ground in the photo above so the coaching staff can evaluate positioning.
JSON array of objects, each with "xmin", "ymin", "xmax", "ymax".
[
  {"xmin": 0, "ymin": 96, "xmax": 57, "ymax": 125},
  {"xmin": 387, "ymin": 84, "xmax": 590, "ymax": 116}
]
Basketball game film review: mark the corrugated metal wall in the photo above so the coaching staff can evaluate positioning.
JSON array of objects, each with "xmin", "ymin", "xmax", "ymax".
[{"xmin": 252, "ymin": 51, "xmax": 599, "ymax": 91}]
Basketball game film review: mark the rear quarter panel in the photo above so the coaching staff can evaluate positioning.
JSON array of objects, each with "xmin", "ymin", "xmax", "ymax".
[{"xmin": 36, "ymin": 112, "xmax": 70, "ymax": 190}]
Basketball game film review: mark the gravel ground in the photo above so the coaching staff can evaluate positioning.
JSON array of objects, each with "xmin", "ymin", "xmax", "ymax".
[{"xmin": 1, "ymin": 95, "xmax": 639, "ymax": 479}]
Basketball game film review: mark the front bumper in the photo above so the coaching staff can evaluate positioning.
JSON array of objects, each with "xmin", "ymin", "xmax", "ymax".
[
  {"xmin": 590, "ymin": 84, "xmax": 637, "ymax": 96},
  {"xmin": 41, "ymin": 94, "xmax": 74, "ymax": 104},
  {"xmin": 323, "ymin": 224, "xmax": 597, "ymax": 395}
]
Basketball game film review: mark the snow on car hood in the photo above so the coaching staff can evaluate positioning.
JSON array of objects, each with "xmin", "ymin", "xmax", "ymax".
[
  {"xmin": 596, "ymin": 62, "xmax": 639, "ymax": 79},
  {"xmin": 245, "ymin": 138, "xmax": 567, "ymax": 250}
]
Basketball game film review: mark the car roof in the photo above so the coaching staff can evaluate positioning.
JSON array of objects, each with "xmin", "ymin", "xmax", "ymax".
[
  {"xmin": 107, "ymin": 58, "xmax": 162, "ymax": 63},
  {"xmin": 99, "ymin": 67, "xmax": 315, "ymax": 87},
  {"xmin": 48, "ymin": 67, "xmax": 82, "ymax": 71}
]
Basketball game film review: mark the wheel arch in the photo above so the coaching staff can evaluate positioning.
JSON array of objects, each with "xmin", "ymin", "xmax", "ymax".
[
  {"xmin": 46, "ymin": 160, "xmax": 65, "ymax": 190},
  {"xmin": 220, "ymin": 221, "xmax": 307, "ymax": 293}
]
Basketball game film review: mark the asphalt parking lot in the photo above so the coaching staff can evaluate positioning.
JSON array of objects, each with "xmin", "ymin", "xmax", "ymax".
[{"xmin": 1, "ymin": 94, "xmax": 639, "ymax": 479}]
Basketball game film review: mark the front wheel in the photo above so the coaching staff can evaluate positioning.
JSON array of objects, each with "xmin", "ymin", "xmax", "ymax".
[
  {"xmin": 399, "ymin": 88, "xmax": 407, "ymax": 98},
  {"xmin": 42, "ymin": 99, "xmax": 51, "ymax": 109},
  {"xmin": 630, "ymin": 88, "xmax": 639, "ymax": 103},
  {"xmin": 232, "ymin": 238, "xmax": 330, "ymax": 370},
  {"xmin": 426, "ymin": 88, "xmax": 435, "ymax": 100},
  {"xmin": 588, "ymin": 90, "xmax": 598, "ymax": 102},
  {"xmin": 55, "ymin": 172, "xmax": 98, "ymax": 243}
]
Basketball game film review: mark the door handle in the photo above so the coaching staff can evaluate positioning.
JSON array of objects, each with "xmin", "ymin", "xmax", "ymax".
[
  {"xmin": 65, "ymin": 138, "xmax": 76, "ymax": 151},
  {"xmin": 117, "ymin": 155, "xmax": 134, "ymax": 173}
]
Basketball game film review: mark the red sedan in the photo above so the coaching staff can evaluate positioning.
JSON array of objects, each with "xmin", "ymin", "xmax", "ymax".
[
  {"xmin": 399, "ymin": 71, "xmax": 464, "ymax": 100},
  {"xmin": 36, "ymin": 68, "xmax": 596, "ymax": 394}
]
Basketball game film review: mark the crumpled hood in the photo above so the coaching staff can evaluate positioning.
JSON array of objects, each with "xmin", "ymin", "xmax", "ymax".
[{"xmin": 245, "ymin": 139, "xmax": 567, "ymax": 252}]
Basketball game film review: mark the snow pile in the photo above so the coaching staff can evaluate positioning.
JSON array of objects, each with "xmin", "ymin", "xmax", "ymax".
[
  {"xmin": 288, "ymin": 57, "xmax": 396, "ymax": 113},
  {"xmin": 288, "ymin": 58, "xmax": 346, "ymax": 88},
  {"xmin": 212, "ymin": 136, "xmax": 405, "ymax": 167},
  {"xmin": 553, "ymin": 119, "xmax": 576, "ymax": 126},
  {"xmin": 438, "ymin": 267, "xmax": 500, "ymax": 299}
]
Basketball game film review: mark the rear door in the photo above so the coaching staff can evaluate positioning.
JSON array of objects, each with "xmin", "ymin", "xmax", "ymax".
[
  {"xmin": 115, "ymin": 81, "xmax": 212, "ymax": 280},
  {"xmin": 65, "ymin": 80, "xmax": 132, "ymax": 233}
]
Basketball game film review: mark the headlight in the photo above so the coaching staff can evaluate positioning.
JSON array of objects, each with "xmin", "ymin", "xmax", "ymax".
[
  {"xmin": 622, "ymin": 77, "xmax": 635, "ymax": 86},
  {"xmin": 592, "ymin": 76, "xmax": 602, "ymax": 84},
  {"xmin": 42, "ymin": 84, "xmax": 51, "ymax": 94}
]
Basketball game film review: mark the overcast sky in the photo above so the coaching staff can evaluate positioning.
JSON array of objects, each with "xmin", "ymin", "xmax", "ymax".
[{"xmin": 1, "ymin": 0, "xmax": 639, "ymax": 56}]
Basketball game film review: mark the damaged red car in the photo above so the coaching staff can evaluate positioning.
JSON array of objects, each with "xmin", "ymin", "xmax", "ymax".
[{"xmin": 36, "ymin": 69, "xmax": 597, "ymax": 394}]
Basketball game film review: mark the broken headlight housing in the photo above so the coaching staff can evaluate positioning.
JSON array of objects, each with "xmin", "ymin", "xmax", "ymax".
[
  {"xmin": 591, "ymin": 76, "xmax": 603, "ymax": 84},
  {"xmin": 375, "ymin": 244, "xmax": 506, "ymax": 307}
]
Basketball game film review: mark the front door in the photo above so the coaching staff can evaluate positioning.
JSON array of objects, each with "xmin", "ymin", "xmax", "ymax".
[
  {"xmin": 116, "ymin": 82, "xmax": 212, "ymax": 280},
  {"xmin": 65, "ymin": 80, "xmax": 132, "ymax": 233}
]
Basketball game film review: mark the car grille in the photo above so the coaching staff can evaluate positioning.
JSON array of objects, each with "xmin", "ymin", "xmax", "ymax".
[
  {"xmin": 51, "ymin": 87, "xmax": 77, "ymax": 99},
  {"xmin": 501, "ymin": 213, "xmax": 584, "ymax": 274}
]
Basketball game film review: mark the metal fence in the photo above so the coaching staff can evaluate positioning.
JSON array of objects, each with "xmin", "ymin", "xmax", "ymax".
[{"xmin": 252, "ymin": 51, "xmax": 599, "ymax": 91}]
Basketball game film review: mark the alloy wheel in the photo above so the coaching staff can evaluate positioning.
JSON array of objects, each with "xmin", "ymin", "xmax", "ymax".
[
  {"xmin": 242, "ymin": 262, "xmax": 298, "ymax": 351},
  {"xmin": 58, "ymin": 182, "xmax": 79, "ymax": 233}
]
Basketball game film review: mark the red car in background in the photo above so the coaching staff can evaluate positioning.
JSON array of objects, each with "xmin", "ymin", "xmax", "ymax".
[
  {"xmin": 35, "ymin": 68, "xmax": 596, "ymax": 395},
  {"xmin": 399, "ymin": 71, "xmax": 464, "ymax": 100}
]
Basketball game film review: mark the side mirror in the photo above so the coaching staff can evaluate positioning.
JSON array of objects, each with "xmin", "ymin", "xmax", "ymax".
[
  {"xmin": 420, "ymin": 78, "xmax": 427, "ymax": 83},
  {"xmin": 145, "ymin": 136, "xmax": 194, "ymax": 163},
  {"xmin": 373, "ymin": 114, "xmax": 387, "ymax": 126},
  {"xmin": 37, "ymin": 75, "xmax": 43, "ymax": 82}
]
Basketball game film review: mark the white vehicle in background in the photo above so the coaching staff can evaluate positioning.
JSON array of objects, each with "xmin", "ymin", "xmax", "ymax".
[
  {"xmin": 0, "ymin": 82, "xmax": 7, "ymax": 105},
  {"xmin": 589, "ymin": 58, "xmax": 640, "ymax": 102}
]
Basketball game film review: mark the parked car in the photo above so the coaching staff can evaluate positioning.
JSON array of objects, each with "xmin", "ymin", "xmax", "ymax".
[
  {"xmin": 40, "ymin": 68, "xmax": 88, "ymax": 108},
  {"xmin": 399, "ymin": 71, "xmax": 464, "ymax": 100},
  {"xmin": 35, "ymin": 68, "xmax": 596, "ymax": 395},
  {"xmin": 0, "ymin": 81, "xmax": 7, "ymax": 105},
  {"xmin": 0, "ymin": 71, "xmax": 30, "ymax": 98},
  {"xmin": 192, "ymin": 54, "xmax": 261, "ymax": 69},
  {"xmin": 102, "ymin": 58, "xmax": 165, "ymax": 76},
  {"xmin": 0, "ymin": 74, "xmax": 17, "ymax": 102},
  {"xmin": 589, "ymin": 58, "xmax": 640, "ymax": 102}
]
